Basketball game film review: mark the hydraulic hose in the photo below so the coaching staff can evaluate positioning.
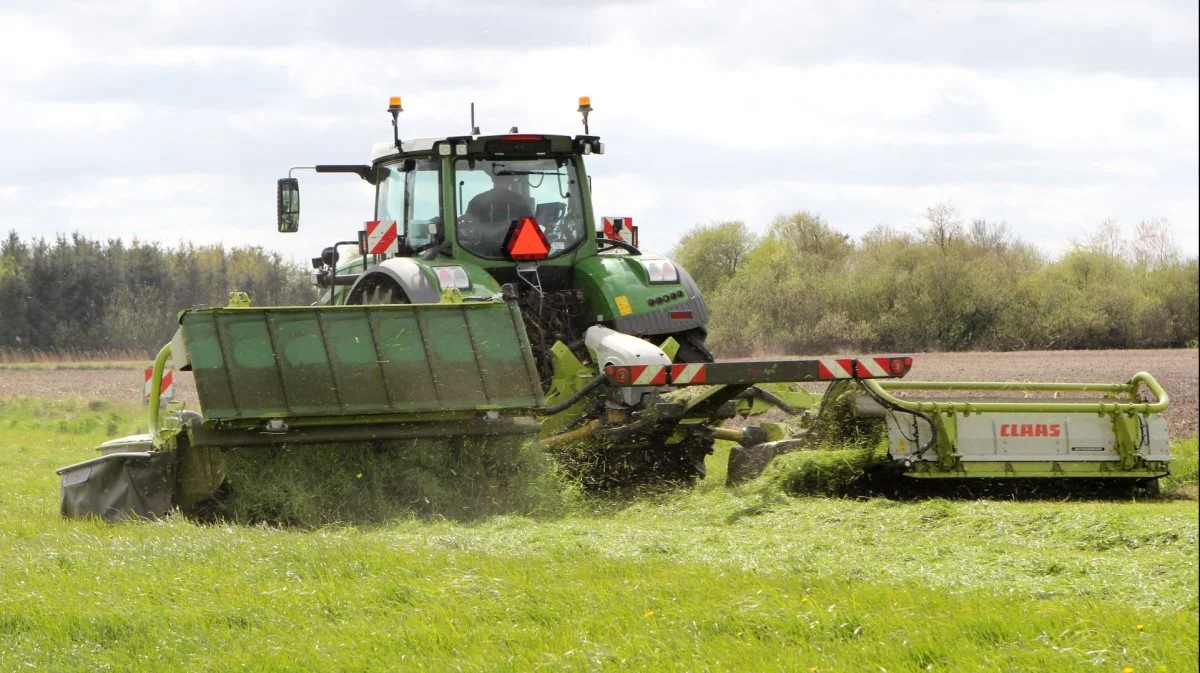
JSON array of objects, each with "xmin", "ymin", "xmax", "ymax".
[
  {"xmin": 543, "ymin": 374, "xmax": 606, "ymax": 415},
  {"xmin": 737, "ymin": 386, "xmax": 804, "ymax": 415},
  {"xmin": 855, "ymin": 378, "xmax": 938, "ymax": 466}
]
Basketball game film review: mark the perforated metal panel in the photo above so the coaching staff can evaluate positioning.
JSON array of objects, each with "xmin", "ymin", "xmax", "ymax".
[{"xmin": 178, "ymin": 301, "xmax": 544, "ymax": 422}]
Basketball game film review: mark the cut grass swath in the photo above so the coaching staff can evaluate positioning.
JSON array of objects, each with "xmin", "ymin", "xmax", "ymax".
[{"xmin": 211, "ymin": 436, "xmax": 575, "ymax": 526}]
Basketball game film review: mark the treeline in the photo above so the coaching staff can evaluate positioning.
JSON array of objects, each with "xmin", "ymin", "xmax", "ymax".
[
  {"xmin": 2, "ymin": 211, "xmax": 1196, "ymax": 359},
  {"xmin": 0, "ymin": 232, "xmax": 314, "ymax": 356},
  {"xmin": 675, "ymin": 208, "xmax": 1198, "ymax": 355}
]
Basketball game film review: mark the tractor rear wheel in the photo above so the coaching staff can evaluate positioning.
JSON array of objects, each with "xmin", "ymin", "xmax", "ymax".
[
  {"xmin": 671, "ymin": 328, "xmax": 714, "ymax": 363},
  {"xmin": 351, "ymin": 278, "xmax": 409, "ymax": 305}
]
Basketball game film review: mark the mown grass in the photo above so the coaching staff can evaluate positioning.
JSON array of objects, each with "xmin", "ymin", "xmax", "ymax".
[{"xmin": 1, "ymin": 397, "xmax": 1197, "ymax": 672}]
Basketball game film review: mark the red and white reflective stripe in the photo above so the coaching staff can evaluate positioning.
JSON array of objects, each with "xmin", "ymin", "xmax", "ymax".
[
  {"xmin": 630, "ymin": 365, "xmax": 668, "ymax": 385},
  {"xmin": 602, "ymin": 216, "xmax": 635, "ymax": 245},
  {"xmin": 819, "ymin": 357, "xmax": 905, "ymax": 380},
  {"xmin": 856, "ymin": 358, "xmax": 891, "ymax": 378},
  {"xmin": 365, "ymin": 220, "xmax": 399, "ymax": 255},
  {"xmin": 817, "ymin": 358, "xmax": 855, "ymax": 380},
  {"xmin": 143, "ymin": 368, "xmax": 174, "ymax": 403},
  {"xmin": 670, "ymin": 363, "xmax": 707, "ymax": 384}
]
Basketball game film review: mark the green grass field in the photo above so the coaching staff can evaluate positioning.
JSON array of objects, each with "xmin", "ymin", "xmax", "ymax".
[{"xmin": 1, "ymin": 398, "xmax": 1196, "ymax": 672}]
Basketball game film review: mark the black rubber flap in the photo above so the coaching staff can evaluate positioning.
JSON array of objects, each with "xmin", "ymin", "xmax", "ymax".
[{"xmin": 58, "ymin": 452, "xmax": 174, "ymax": 521}]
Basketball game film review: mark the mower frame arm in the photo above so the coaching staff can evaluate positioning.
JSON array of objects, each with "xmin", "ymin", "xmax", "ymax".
[
  {"xmin": 147, "ymin": 342, "xmax": 172, "ymax": 446},
  {"xmin": 860, "ymin": 372, "xmax": 1169, "ymax": 416}
]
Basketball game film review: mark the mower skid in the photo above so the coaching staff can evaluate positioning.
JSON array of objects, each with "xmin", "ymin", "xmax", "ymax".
[{"xmin": 56, "ymin": 451, "xmax": 174, "ymax": 522}]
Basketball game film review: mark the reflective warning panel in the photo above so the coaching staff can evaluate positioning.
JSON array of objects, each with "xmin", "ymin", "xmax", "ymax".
[
  {"xmin": 143, "ymin": 368, "xmax": 175, "ymax": 405},
  {"xmin": 505, "ymin": 216, "xmax": 550, "ymax": 261},
  {"xmin": 602, "ymin": 216, "xmax": 638, "ymax": 247},
  {"xmin": 365, "ymin": 220, "xmax": 399, "ymax": 255}
]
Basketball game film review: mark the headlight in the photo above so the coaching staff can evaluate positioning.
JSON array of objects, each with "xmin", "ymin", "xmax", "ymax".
[
  {"xmin": 434, "ymin": 265, "xmax": 472, "ymax": 290},
  {"xmin": 639, "ymin": 259, "xmax": 679, "ymax": 284}
]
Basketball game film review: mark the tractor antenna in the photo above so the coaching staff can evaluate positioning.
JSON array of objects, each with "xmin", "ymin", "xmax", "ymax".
[
  {"xmin": 577, "ymin": 96, "xmax": 592, "ymax": 135},
  {"xmin": 388, "ymin": 96, "xmax": 404, "ymax": 151},
  {"xmin": 470, "ymin": 102, "xmax": 480, "ymax": 136}
]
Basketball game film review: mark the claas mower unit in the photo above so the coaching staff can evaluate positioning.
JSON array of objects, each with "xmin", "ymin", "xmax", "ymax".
[{"xmin": 57, "ymin": 97, "xmax": 1174, "ymax": 521}]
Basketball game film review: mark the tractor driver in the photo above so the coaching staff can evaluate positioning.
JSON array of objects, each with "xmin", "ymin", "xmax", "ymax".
[{"xmin": 460, "ymin": 171, "xmax": 534, "ymax": 255}]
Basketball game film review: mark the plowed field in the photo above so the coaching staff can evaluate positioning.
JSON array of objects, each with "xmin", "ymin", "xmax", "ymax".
[{"xmin": 1, "ymin": 349, "xmax": 1195, "ymax": 438}]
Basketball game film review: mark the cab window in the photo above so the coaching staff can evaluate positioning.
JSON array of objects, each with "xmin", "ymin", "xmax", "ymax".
[
  {"xmin": 453, "ymin": 156, "xmax": 586, "ymax": 259},
  {"xmin": 375, "ymin": 158, "xmax": 441, "ymax": 250}
]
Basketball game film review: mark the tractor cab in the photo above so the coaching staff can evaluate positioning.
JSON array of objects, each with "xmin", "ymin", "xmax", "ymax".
[
  {"xmin": 275, "ymin": 97, "xmax": 710, "ymax": 384},
  {"xmin": 366, "ymin": 132, "xmax": 603, "ymax": 268},
  {"xmin": 276, "ymin": 98, "xmax": 614, "ymax": 300}
]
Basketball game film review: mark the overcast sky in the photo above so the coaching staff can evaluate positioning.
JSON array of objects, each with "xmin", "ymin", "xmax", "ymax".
[{"xmin": 1, "ymin": 0, "xmax": 1196, "ymax": 263}]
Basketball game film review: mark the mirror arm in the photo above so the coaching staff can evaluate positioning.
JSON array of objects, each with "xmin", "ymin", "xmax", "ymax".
[{"xmin": 314, "ymin": 165, "xmax": 376, "ymax": 184}]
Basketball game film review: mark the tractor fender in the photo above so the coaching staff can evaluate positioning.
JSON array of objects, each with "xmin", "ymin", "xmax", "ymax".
[
  {"xmin": 612, "ymin": 262, "xmax": 710, "ymax": 336},
  {"xmin": 344, "ymin": 257, "xmax": 442, "ymax": 304}
]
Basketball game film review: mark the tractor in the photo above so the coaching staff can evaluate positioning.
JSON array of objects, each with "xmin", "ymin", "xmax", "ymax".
[{"xmin": 56, "ymin": 97, "xmax": 1174, "ymax": 521}]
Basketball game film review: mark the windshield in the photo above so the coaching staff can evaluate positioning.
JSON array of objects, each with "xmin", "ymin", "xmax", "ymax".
[
  {"xmin": 375, "ymin": 158, "xmax": 441, "ymax": 251},
  {"xmin": 453, "ymin": 156, "xmax": 586, "ymax": 260}
]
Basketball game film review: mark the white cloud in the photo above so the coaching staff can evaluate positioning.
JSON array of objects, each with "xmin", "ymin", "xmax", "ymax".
[{"xmin": 0, "ymin": 0, "xmax": 1195, "ymax": 263}]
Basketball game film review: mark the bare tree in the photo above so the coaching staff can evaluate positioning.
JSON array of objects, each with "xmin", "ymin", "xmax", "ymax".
[
  {"xmin": 1078, "ymin": 217, "xmax": 1128, "ymax": 260},
  {"xmin": 860, "ymin": 223, "xmax": 912, "ymax": 249},
  {"xmin": 920, "ymin": 203, "xmax": 963, "ymax": 253},
  {"xmin": 1132, "ymin": 218, "xmax": 1179, "ymax": 268},
  {"xmin": 967, "ymin": 218, "xmax": 1011, "ymax": 253}
]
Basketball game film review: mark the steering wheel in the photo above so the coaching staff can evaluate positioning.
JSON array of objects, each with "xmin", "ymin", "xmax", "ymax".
[{"xmin": 455, "ymin": 213, "xmax": 485, "ymax": 248}]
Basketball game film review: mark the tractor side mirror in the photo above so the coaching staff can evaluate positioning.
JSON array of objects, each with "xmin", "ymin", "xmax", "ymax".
[{"xmin": 277, "ymin": 178, "xmax": 300, "ymax": 232}]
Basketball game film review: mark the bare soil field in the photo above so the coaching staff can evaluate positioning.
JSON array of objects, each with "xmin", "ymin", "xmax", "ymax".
[
  {"xmin": 903, "ymin": 349, "xmax": 1197, "ymax": 439},
  {"xmin": 0, "ymin": 349, "xmax": 1195, "ymax": 438}
]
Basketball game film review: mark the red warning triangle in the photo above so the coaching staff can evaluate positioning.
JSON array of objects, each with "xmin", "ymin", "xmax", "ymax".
[{"xmin": 505, "ymin": 216, "xmax": 551, "ymax": 261}]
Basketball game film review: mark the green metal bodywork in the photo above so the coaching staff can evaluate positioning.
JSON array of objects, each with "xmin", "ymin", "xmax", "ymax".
[
  {"xmin": 143, "ymin": 298, "xmax": 548, "ymax": 508},
  {"xmin": 161, "ymin": 301, "xmax": 543, "ymax": 433},
  {"xmin": 316, "ymin": 137, "xmax": 688, "ymax": 323},
  {"xmin": 572, "ymin": 255, "xmax": 689, "ymax": 321}
]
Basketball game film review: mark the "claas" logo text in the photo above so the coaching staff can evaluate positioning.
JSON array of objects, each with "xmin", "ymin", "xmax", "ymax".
[{"xmin": 1000, "ymin": 423, "xmax": 1061, "ymax": 438}]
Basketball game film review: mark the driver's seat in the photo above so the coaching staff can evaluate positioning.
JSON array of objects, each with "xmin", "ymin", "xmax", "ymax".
[{"xmin": 466, "ymin": 189, "xmax": 533, "ymax": 228}]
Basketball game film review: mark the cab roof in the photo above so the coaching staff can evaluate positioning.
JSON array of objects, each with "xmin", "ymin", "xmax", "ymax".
[
  {"xmin": 371, "ymin": 137, "xmax": 438, "ymax": 162},
  {"xmin": 370, "ymin": 134, "xmax": 602, "ymax": 163}
]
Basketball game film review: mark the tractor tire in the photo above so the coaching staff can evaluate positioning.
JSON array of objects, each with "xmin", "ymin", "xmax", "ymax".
[
  {"xmin": 672, "ymin": 328, "xmax": 714, "ymax": 363},
  {"xmin": 354, "ymin": 279, "xmax": 410, "ymax": 305}
]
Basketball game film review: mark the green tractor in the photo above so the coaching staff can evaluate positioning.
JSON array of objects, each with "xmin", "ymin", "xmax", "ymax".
[{"xmin": 57, "ymin": 96, "xmax": 1173, "ymax": 521}]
